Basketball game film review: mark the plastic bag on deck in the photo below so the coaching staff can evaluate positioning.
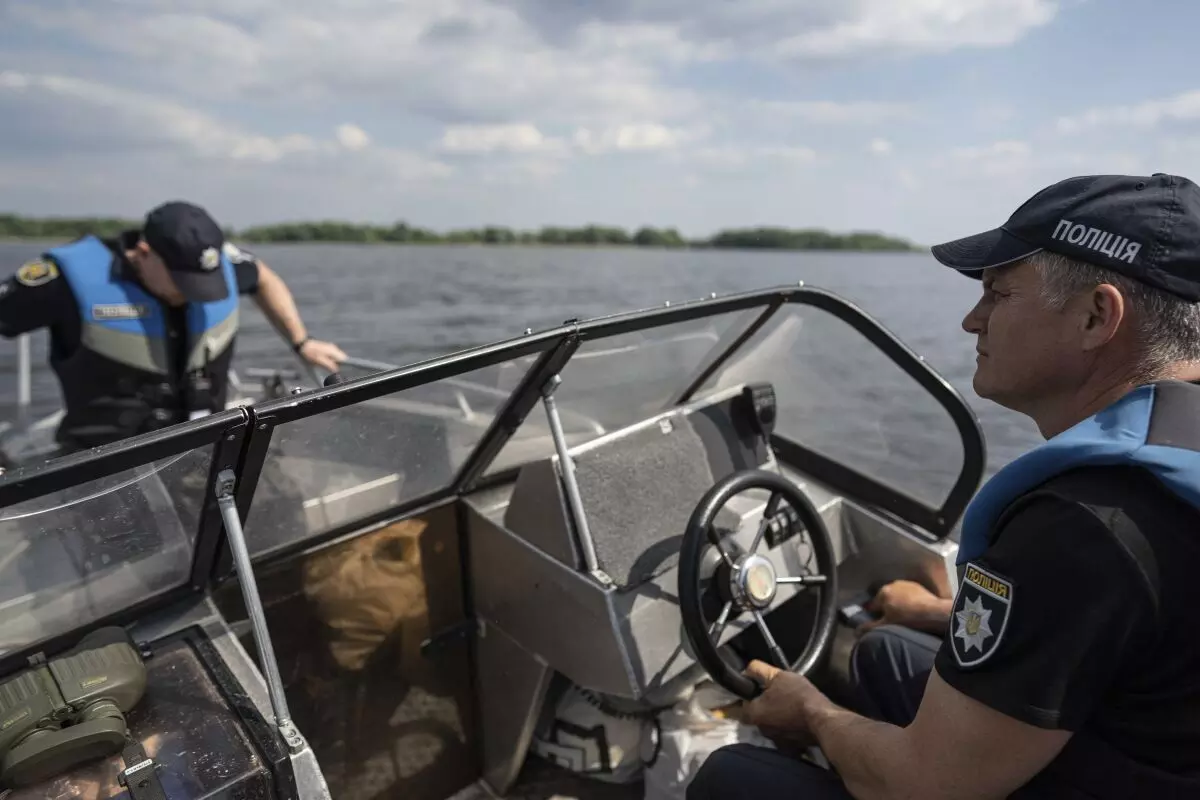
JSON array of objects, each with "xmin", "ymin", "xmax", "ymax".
[{"xmin": 642, "ymin": 682, "xmax": 776, "ymax": 800}]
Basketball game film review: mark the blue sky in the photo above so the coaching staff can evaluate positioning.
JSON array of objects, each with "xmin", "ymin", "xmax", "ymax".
[{"xmin": 2, "ymin": 0, "xmax": 1199, "ymax": 244}]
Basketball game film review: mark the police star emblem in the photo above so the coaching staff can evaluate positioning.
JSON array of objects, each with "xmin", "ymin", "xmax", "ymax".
[
  {"xmin": 950, "ymin": 563, "xmax": 1012, "ymax": 667},
  {"xmin": 15, "ymin": 259, "xmax": 59, "ymax": 287},
  {"xmin": 199, "ymin": 247, "xmax": 220, "ymax": 271}
]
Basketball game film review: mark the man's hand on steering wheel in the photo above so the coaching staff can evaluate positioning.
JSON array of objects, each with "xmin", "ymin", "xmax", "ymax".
[{"xmin": 737, "ymin": 659, "xmax": 826, "ymax": 748}]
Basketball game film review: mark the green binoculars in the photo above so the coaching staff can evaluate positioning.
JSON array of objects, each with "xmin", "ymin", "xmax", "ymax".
[{"xmin": 0, "ymin": 626, "xmax": 147, "ymax": 788}]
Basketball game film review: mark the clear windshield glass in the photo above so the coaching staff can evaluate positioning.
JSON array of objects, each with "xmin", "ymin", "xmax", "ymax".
[
  {"xmin": 0, "ymin": 446, "xmax": 211, "ymax": 655},
  {"xmin": 702, "ymin": 304, "xmax": 965, "ymax": 508},
  {"xmin": 245, "ymin": 356, "xmax": 587, "ymax": 558},
  {"xmin": 486, "ymin": 309, "xmax": 761, "ymax": 475}
]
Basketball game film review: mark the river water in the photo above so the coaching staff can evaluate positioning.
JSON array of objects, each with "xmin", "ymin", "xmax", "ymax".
[{"xmin": 0, "ymin": 241, "xmax": 1043, "ymax": 479}]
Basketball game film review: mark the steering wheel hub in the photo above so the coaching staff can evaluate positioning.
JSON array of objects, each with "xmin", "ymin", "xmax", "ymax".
[{"xmin": 733, "ymin": 554, "xmax": 777, "ymax": 609}]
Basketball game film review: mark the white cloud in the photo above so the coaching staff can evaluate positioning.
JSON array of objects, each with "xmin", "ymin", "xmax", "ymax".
[
  {"xmin": 0, "ymin": 70, "xmax": 316, "ymax": 163},
  {"xmin": 436, "ymin": 123, "xmax": 566, "ymax": 155},
  {"xmin": 765, "ymin": 0, "xmax": 1059, "ymax": 59},
  {"xmin": 6, "ymin": 0, "xmax": 699, "ymax": 127},
  {"xmin": 0, "ymin": 70, "xmax": 450, "ymax": 178},
  {"xmin": 498, "ymin": 0, "xmax": 1059, "ymax": 62},
  {"xmin": 869, "ymin": 138, "xmax": 894, "ymax": 155},
  {"xmin": 686, "ymin": 145, "xmax": 818, "ymax": 169},
  {"xmin": 938, "ymin": 139, "xmax": 1032, "ymax": 178},
  {"xmin": 927, "ymin": 139, "xmax": 1147, "ymax": 194},
  {"xmin": 949, "ymin": 139, "xmax": 1031, "ymax": 160},
  {"xmin": 747, "ymin": 99, "xmax": 915, "ymax": 125},
  {"xmin": 1055, "ymin": 90, "xmax": 1200, "ymax": 134},
  {"xmin": 572, "ymin": 123, "xmax": 700, "ymax": 154},
  {"xmin": 335, "ymin": 123, "xmax": 371, "ymax": 151},
  {"xmin": 6, "ymin": 0, "xmax": 1060, "ymax": 130}
]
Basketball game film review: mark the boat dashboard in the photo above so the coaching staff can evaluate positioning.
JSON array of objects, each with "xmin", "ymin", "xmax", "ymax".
[{"xmin": 469, "ymin": 381, "xmax": 833, "ymax": 700}]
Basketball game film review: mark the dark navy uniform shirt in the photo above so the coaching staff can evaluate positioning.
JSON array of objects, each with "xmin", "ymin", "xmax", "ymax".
[{"xmin": 934, "ymin": 464, "xmax": 1200, "ymax": 777}]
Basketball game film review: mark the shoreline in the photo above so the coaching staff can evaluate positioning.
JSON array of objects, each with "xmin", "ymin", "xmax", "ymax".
[
  {"xmin": 0, "ymin": 237, "xmax": 924, "ymax": 253},
  {"xmin": 0, "ymin": 216, "xmax": 923, "ymax": 253}
]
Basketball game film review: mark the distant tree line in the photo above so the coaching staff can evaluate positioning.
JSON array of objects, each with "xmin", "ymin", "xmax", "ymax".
[{"xmin": 0, "ymin": 213, "xmax": 919, "ymax": 252}]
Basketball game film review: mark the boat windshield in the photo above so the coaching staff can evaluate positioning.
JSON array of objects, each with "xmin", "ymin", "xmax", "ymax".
[
  {"xmin": 242, "ymin": 309, "xmax": 757, "ymax": 559},
  {"xmin": 0, "ymin": 436, "xmax": 218, "ymax": 658},
  {"xmin": 0, "ymin": 285, "xmax": 984, "ymax": 660},
  {"xmin": 699, "ymin": 303, "xmax": 967, "ymax": 508}
]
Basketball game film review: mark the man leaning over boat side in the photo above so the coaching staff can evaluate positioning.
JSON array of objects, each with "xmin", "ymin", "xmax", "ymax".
[
  {"xmin": 0, "ymin": 200, "xmax": 347, "ymax": 455},
  {"xmin": 686, "ymin": 173, "xmax": 1200, "ymax": 799}
]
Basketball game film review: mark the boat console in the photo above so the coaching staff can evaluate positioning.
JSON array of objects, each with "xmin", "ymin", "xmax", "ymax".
[{"xmin": 0, "ymin": 284, "xmax": 985, "ymax": 799}]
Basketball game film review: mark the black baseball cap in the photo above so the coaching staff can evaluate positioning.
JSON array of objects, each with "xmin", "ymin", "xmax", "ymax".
[
  {"xmin": 141, "ymin": 201, "xmax": 229, "ymax": 302},
  {"xmin": 931, "ymin": 173, "xmax": 1200, "ymax": 301}
]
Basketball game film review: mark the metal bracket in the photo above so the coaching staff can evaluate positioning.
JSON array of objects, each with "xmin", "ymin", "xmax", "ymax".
[
  {"xmin": 214, "ymin": 468, "xmax": 307, "ymax": 755},
  {"xmin": 589, "ymin": 569, "xmax": 614, "ymax": 588},
  {"xmin": 451, "ymin": 333, "xmax": 581, "ymax": 493}
]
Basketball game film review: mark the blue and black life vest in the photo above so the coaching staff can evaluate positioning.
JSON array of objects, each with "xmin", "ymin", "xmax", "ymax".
[
  {"xmin": 959, "ymin": 380, "xmax": 1200, "ymax": 564},
  {"xmin": 45, "ymin": 234, "xmax": 239, "ymax": 450},
  {"xmin": 958, "ymin": 379, "xmax": 1200, "ymax": 799}
]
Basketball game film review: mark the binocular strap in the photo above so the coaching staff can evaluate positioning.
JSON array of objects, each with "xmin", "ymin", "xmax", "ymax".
[{"xmin": 118, "ymin": 738, "xmax": 167, "ymax": 800}]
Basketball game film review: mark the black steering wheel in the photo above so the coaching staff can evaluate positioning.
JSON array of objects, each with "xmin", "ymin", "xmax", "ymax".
[{"xmin": 678, "ymin": 469, "xmax": 839, "ymax": 699}]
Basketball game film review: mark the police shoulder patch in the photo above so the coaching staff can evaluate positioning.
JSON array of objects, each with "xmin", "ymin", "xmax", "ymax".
[
  {"xmin": 950, "ymin": 562, "xmax": 1013, "ymax": 668},
  {"xmin": 15, "ymin": 259, "xmax": 59, "ymax": 287}
]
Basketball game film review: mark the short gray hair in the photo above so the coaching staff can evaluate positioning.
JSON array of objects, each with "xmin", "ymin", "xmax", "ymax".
[{"xmin": 1027, "ymin": 250, "xmax": 1200, "ymax": 379}]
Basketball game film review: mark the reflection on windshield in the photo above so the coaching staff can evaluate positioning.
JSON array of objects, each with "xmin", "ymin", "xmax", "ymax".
[
  {"xmin": 0, "ymin": 447, "xmax": 211, "ymax": 655},
  {"xmin": 487, "ymin": 310, "xmax": 760, "ymax": 474},
  {"xmin": 703, "ymin": 306, "xmax": 964, "ymax": 508},
  {"xmin": 245, "ymin": 358, "xmax": 563, "ymax": 558}
]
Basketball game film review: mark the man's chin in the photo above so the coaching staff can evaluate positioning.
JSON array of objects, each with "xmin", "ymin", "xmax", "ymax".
[
  {"xmin": 972, "ymin": 374, "xmax": 1020, "ymax": 411},
  {"xmin": 972, "ymin": 372, "xmax": 1001, "ymax": 404}
]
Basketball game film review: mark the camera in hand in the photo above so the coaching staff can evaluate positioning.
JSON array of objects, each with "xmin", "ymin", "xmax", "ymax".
[{"xmin": 0, "ymin": 627, "xmax": 147, "ymax": 789}]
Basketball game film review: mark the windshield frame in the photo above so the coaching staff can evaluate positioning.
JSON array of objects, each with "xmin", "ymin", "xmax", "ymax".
[{"xmin": 0, "ymin": 284, "xmax": 986, "ymax": 661}]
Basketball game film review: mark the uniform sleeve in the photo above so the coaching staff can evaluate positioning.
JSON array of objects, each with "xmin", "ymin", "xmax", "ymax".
[
  {"xmin": 933, "ymin": 495, "xmax": 1154, "ymax": 731},
  {"xmin": 0, "ymin": 258, "xmax": 73, "ymax": 337},
  {"xmin": 223, "ymin": 242, "xmax": 261, "ymax": 295}
]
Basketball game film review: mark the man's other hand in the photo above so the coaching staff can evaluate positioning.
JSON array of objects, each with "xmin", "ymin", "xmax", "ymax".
[{"xmin": 860, "ymin": 579, "xmax": 952, "ymax": 635}]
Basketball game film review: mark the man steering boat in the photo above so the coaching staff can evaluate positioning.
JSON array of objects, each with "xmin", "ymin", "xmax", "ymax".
[{"xmin": 689, "ymin": 173, "xmax": 1200, "ymax": 799}]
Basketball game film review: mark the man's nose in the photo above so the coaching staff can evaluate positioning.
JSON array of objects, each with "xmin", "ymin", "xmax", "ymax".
[{"xmin": 962, "ymin": 299, "xmax": 986, "ymax": 334}]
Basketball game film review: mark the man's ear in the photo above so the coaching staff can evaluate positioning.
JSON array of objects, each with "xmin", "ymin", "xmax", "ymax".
[{"xmin": 1079, "ymin": 283, "xmax": 1125, "ymax": 351}]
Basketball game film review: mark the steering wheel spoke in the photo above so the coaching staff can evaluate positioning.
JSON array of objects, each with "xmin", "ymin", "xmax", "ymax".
[
  {"xmin": 776, "ymin": 574, "xmax": 828, "ymax": 586},
  {"xmin": 748, "ymin": 491, "xmax": 782, "ymax": 554},
  {"xmin": 678, "ymin": 469, "xmax": 839, "ymax": 700},
  {"xmin": 710, "ymin": 533, "xmax": 739, "ymax": 570},
  {"xmin": 708, "ymin": 600, "xmax": 734, "ymax": 637},
  {"xmin": 750, "ymin": 609, "xmax": 789, "ymax": 670}
]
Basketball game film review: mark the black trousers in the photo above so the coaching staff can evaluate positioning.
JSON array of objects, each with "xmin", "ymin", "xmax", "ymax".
[{"xmin": 685, "ymin": 625, "xmax": 941, "ymax": 799}]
